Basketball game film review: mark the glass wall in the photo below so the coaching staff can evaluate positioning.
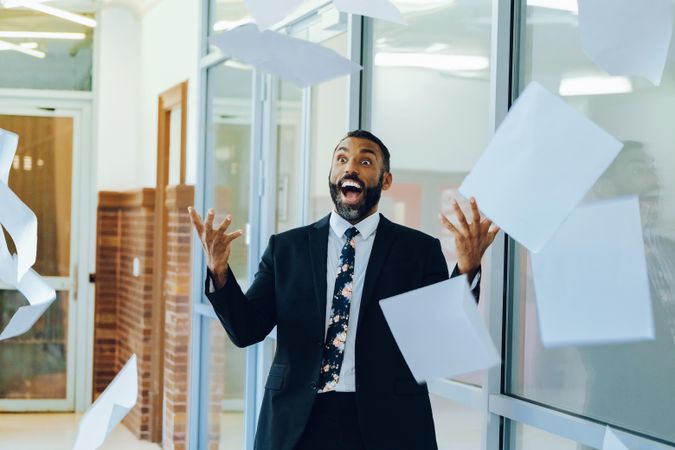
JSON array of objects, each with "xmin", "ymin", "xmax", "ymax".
[
  {"xmin": 367, "ymin": 0, "xmax": 493, "ymax": 445},
  {"xmin": 308, "ymin": 31, "xmax": 350, "ymax": 222},
  {"xmin": 195, "ymin": 0, "xmax": 675, "ymax": 448},
  {"xmin": 274, "ymin": 79, "xmax": 303, "ymax": 232},
  {"xmin": 208, "ymin": 0, "xmax": 251, "ymax": 39},
  {"xmin": 507, "ymin": 0, "xmax": 675, "ymax": 445},
  {"xmin": 200, "ymin": 60, "xmax": 254, "ymax": 449},
  {"xmin": 370, "ymin": 0, "xmax": 492, "ymax": 314},
  {"xmin": 0, "ymin": 10, "xmax": 93, "ymax": 90}
]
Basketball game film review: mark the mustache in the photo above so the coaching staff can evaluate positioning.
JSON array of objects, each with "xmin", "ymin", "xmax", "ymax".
[{"xmin": 336, "ymin": 174, "xmax": 365, "ymax": 189}]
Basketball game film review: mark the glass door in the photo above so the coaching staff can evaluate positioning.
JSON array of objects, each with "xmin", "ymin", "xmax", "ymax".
[{"xmin": 0, "ymin": 107, "xmax": 80, "ymax": 411}]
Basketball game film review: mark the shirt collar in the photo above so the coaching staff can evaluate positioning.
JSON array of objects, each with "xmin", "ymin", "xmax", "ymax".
[{"xmin": 329, "ymin": 210, "xmax": 380, "ymax": 241}]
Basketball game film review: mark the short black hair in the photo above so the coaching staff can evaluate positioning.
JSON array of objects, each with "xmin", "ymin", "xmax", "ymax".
[{"xmin": 339, "ymin": 129, "xmax": 391, "ymax": 173}]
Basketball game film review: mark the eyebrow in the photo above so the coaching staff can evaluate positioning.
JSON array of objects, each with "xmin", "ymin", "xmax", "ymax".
[{"xmin": 334, "ymin": 147, "xmax": 378, "ymax": 158}]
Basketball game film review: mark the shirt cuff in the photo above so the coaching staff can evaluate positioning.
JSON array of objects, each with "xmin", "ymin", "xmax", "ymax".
[{"xmin": 469, "ymin": 270, "xmax": 481, "ymax": 290}]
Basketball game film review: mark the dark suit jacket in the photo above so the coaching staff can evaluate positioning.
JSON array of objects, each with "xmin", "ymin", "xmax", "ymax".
[{"xmin": 205, "ymin": 214, "xmax": 480, "ymax": 450}]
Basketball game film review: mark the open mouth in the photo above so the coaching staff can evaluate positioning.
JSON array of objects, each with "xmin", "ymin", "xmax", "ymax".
[{"xmin": 339, "ymin": 179, "xmax": 364, "ymax": 205}]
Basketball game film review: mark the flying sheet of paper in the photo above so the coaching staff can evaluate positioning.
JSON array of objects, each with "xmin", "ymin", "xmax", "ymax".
[
  {"xmin": 0, "ymin": 129, "xmax": 18, "ymax": 183},
  {"xmin": 0, "ymin": 183, "xmax": 37, "ymax": 281},
  {"xmin": 209, "ymin": 23, "xmax": 362, "ymax": 87},
  {"xmin": 0, "ymin": 267, "xmax": 57, "ymax": 341},
  {"xmin": 459, "ymin": 82, "xmax": 623, "ymax": 253},
  {"xmin": 244, "ymin": 0, "xmax": 305, "ymax": 29},
  {"xmin": 333, "ymin": 0, "xmax": 407, "ymax": 25},
  {"xmin": 603, "ymin": 427, "xmax": 631, "ymax": 450},
  {"xmin": 0, "ymin": 128, "xmax": 57, "ymax": 341},
  {"xmin": 531, "ymin": 196, "xmax": 653, "ymax": 347},
  {"xmin": 578, "ymin": 0, "xmax": 673, "ymax": 86},
  {"xmin": 379, "ymin": 276, "xmax": 500, "ymax": 382},
  {"xmin": 72, "ymin": 354, "xmax": 138, "ymax": 450},
  {"xmin": 0, "ymin": 217, "xmax": 57, "ymax": 341}
]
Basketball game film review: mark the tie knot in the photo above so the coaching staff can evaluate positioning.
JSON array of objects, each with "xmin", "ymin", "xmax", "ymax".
[{"xmin": 345, "ymin": 227, "xmax": 359, "ymax": 240}]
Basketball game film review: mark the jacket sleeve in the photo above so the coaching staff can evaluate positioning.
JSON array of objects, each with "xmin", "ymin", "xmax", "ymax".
[
  {"xmin": 205, "ymin": 235, "xmax": 277, "ymax": 348},
  {"xmin": 424, "ymin": 238, "xmax": 481, "ymax": 303}
]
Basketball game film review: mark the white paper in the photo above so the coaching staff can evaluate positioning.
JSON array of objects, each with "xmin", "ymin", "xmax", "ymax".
[
  {"xmin": 72, "ymin": 354, "xmax": 138, "ymax": 450},
  {"xmin": 0, "ymin": 129, "xmax": 18, "ymax": 183},
  {"xmin": 379, "ymin": 276, "xmax": 500, "ymax": 382},
  {"xmin": 244, "ymin": 0, "xmax": 305, "ymax": 29},
  {"xmin": 459, "ymin": 82, "xmax": 623, "ymax": 253},
  {"xmin": 0, "ymin": 182, "xmax": 37, "ymax": 281},
  {"xmin": 603, "ymin": 427, "xmax": 631, "ymax": 450},
  {"xmin": 578, "ymin": 0, "xmax": 673, "ymax": 86},
  {"xmin": 333, "ymin": 0, "xmax": 407, "ymax": 25},
  {"xmin": 0, "ymin": 128, "xmax": 57, "ymax": 341},
  {"xmin": 531, "ymin": 196, "xmax": 653, "ymax": 347},
  {"xmin": 209, "ymin": 23, "xmax": 362, "ymax": 87},
  {"xmin": 0, "ymin": 232, "xmax": 57, "ymax": 341}
]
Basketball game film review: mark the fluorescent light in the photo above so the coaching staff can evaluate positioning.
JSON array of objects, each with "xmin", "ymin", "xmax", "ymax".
[
  {"xmin": 0, "ymin": 41, "xmax": 41, "ymax": 50},
  {"xmin": 527, "ymin": 0, "xmax": 578, "ymax": 14},
  {"xmin": 397, "ymin": 0, "xmax": 453, "ymax": 14},
  {"xmin": 0, "ymin": 39, "xmax": 45, "ymax": 58},
  {"xmin": 4, "ymin": 1, "xmax": 96, "ymax": 28},
  {"xmin": 0, "ymin": 31, "xmax": 85, "ymax": 39},
  {"xmin": 212, "ymin": 18, "xmax": 254, "ymax": 32},
  {"xmin": 374, "ymin": 52, "xmax": 489, "ymax": 72},
  {"xmin": 559, "ymin": 76, "xmax": 632, "ymax": 96}
]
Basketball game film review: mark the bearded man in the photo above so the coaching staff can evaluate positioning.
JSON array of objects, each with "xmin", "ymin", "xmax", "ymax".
[{"xmin": 189, "ymin": 130, "xmax": 498, "ymax": 450}]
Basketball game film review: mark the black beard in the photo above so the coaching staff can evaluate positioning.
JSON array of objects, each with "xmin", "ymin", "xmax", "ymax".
[{"xmin": 329, "ymin": 173, "xmax": 384, "ymax": 223}]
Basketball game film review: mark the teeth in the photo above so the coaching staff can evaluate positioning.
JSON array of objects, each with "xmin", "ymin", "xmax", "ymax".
[{"xmin": 341, "ymin": 180, "xmax": 361, "ymax": 189}]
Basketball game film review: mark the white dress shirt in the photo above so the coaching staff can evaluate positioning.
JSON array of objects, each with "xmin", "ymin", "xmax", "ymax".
[{"xmin": 322, "ymin": 210, "xmax": 379, "ymax": 393}]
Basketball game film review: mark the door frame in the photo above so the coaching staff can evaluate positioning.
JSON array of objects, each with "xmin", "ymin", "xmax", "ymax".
[
  {"xmin": 0, "ymin": 89, "xmax": 95, "ymax": 413},
  {"xmin": 151, "ymin": 80, "xmax": 189, "ymax": 442}
]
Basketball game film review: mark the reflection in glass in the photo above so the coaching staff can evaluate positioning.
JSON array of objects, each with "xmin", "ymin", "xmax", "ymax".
[
  {"xmin": 203, "ymin": 62, "xmax": 252, "ymax": 449},
  {"xmin": 0, "ymin": 291, "xmax": 69, "ymax": 399},
  {"xmin": 275, "ymin": 80, "xmax": 303, "ymax": 232},
  {"xmin": 308, "ymin": 33, "xmax": 350, "ymax": 222},
  {"xmin": 370, "ymin": 0, "xmax": 493, "ymax": 387},
  {"xmin": 206, "ymin": 318, "xmax": 246, "ymax": 450},
  {"xmin": 430, "ymin": 394, "xmax": 481, "ymax": 450},
  {"xmin": 508, "ymin": 1, "xmax": 675, "ymax": 445},
  {"xmin": 0, "ymin": 10, "xmax": 93, "ymax": 90},
  {"xmin": 208, "ymin": 0, "xmax": 251, "ymax": 39},
  {"xmin": 207, "ymin": 62, "xmax": 253, "ymax": 287},
  {"xmin": 0, "ymin": 115, "xmax": 73, "ymax": 277},
  {"xmin": 508, "ymin": 421, "xmax": 578, "ymax": 450}
]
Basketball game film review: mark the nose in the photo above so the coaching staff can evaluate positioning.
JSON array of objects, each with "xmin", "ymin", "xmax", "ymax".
[{"xmin": 344, "ymin": 158, "xmax": 360, "ymax": 175}]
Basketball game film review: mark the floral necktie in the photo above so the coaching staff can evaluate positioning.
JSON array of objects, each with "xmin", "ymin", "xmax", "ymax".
[{"xmin": 317, "ymin": 226, "xmax": 359, "ymax": 393}]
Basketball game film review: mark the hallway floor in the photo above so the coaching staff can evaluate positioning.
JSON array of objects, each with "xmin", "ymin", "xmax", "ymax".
[{"xmin": 0, "ymin": 413, "xmax": 161, "ymax": 450}]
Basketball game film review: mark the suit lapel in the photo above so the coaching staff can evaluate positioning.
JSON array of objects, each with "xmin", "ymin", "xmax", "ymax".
[
  {"xmin": 308, "ymin": 214, "xmax": 330, "ymax": 328},
  {"xmin": 357, "ymin": 214, "xmax": 397, "ymax": 330}
]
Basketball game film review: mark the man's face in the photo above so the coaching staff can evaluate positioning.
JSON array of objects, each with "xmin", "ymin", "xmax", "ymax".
[{"xmin": 328, "ymin": 137, "xmax": 393, "ymax": 223}]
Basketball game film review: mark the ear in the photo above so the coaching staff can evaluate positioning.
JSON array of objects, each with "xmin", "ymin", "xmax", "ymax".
[{"xmin": 381, "ymin": 172, "xmax": 393, "ymax": 191}]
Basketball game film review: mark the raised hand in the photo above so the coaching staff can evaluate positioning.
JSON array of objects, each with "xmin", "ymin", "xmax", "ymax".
[
  {"xmin": 439, "ymin": 197, "xmax": 500, "ymax": 275},
  {"xmin": 188, "ymin": 207, "xmax": 243, "ymax": 289}
]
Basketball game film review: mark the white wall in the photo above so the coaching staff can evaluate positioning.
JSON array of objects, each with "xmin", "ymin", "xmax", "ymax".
[
  {"xmin": 95, "ymin": 0, "xmax": 200, "ymax": 191},
  {"xmin": 95, "ymin": 6, "xmax": 141, "ymax": 191},
  {"xmin": 139, "ymin": 0, "xmax": 200, "ymax": 187}
]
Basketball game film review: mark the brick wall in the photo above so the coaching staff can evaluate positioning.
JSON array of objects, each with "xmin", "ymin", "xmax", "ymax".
[
  {"xmin": 162, "ymin": 185, "xmax": 195, "ymax": 450},
  {"xmin": 93, "ymin": 189, "xmax": 156, "ymax": 440},
  {"xmin": 94, "ymin": 186, "xmax": 197, "ymax": 448}
]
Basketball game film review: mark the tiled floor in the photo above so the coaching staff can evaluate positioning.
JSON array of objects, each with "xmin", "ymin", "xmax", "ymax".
[{"xmin": 0, "ymin": 413, "xmax": 161, "ymax": 450}]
